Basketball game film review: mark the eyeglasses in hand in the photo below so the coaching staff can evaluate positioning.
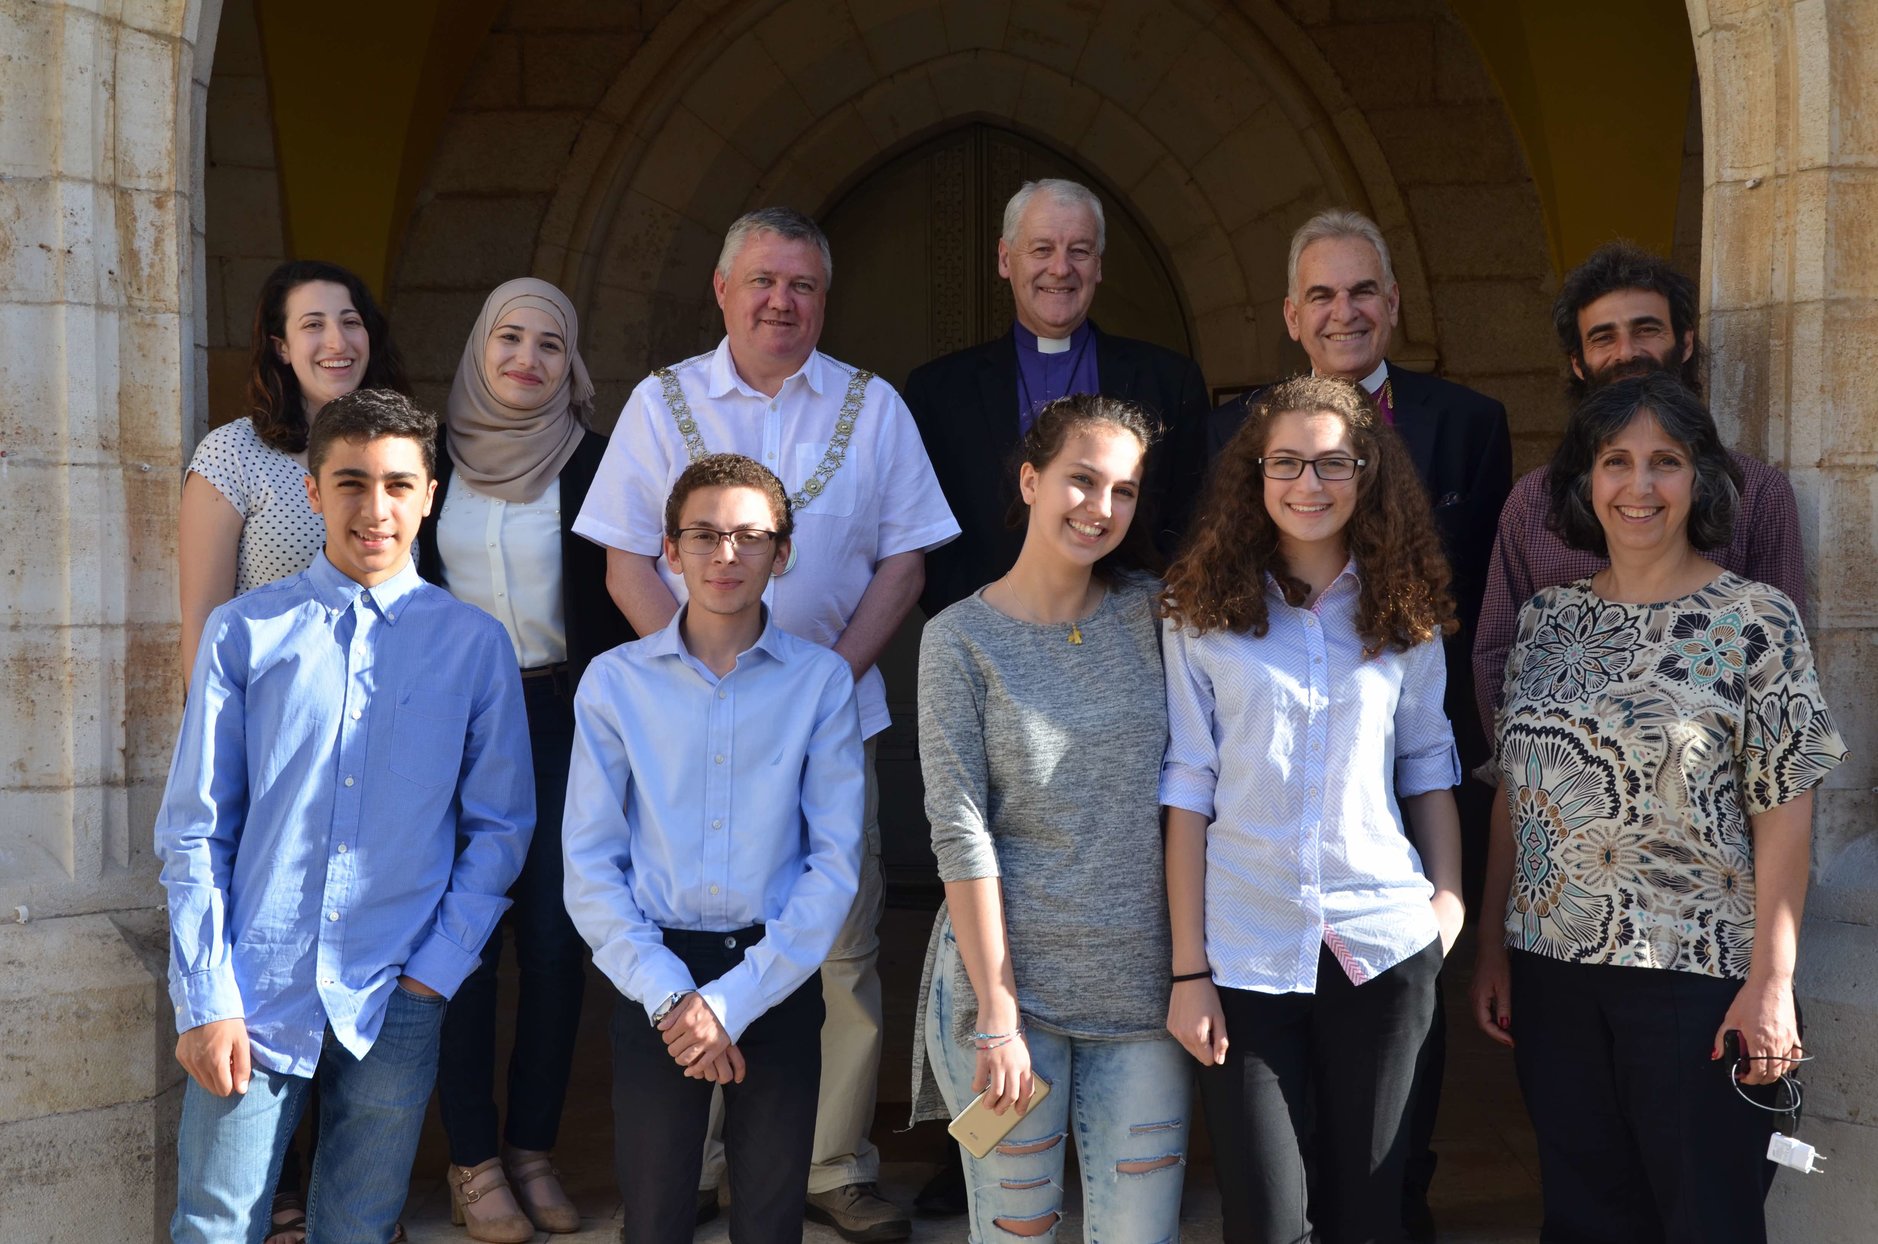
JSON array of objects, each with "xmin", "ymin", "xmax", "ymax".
[{"xmin": 1257, "ymin": 455, "xmax": 1367, "ymax": 481}]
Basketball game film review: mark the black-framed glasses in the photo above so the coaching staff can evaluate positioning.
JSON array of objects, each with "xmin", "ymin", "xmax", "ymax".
[
  {"xmin": 672, "ymin": 526, "xmax": 780, "ymax": 557},
  {"xmin": 1257, "ymin": 455, "xmax": 1367, "ymax": 481}
]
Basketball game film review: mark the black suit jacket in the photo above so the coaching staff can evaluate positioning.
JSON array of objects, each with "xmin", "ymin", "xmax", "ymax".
[
  {"xmin": 904, "ymin": 325, "xmax": 1210, "ymax": 616},
  {"xmin": 418, "ymin": 427, "xmax": 634, "ymax": 688},
  {"xmin": 1208, "ymin": 364, "xmax": 1512, "ymax": 763}
]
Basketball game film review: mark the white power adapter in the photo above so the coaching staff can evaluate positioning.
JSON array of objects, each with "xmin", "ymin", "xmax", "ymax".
[{"xmin": 1767, "ymin": 1132, "xmax": 1826, "ymax": 1173}]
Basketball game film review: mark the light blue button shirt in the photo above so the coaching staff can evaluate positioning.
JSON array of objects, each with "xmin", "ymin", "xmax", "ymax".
[
  {"xmin": 1160, "ymin": 565, "xmax": 1459, "ymax": 993},
  {"xmin": 156, "ymin": 554, "xmax": 534, "ymax": 1076},
  {"xmin": 562, "ymin": 607, "xmax": 865, "ymax": 1041}
]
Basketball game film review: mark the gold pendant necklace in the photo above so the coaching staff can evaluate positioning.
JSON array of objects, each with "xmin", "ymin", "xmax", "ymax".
[{"xmin": 1067, "ymin": 623, "xmax": 1083, "ymax": 645}]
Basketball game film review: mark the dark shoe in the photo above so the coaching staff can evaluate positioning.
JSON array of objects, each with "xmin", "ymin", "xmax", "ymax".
[
  {"xmin": 696, "ymin": 1186, "xmax": 720, "ymax": 1226},
  {"xmin": 804, "ymin": 1183, "xmax": 911, "ymax": 1243},
  {"xmin": 914, "ymin": 1156, "xmax": 967, "ymax": 1216}
]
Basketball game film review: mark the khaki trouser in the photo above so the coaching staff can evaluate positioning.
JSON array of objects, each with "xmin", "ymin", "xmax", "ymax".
[{"xmin": 701, "ymin": 740, "xmax": 885, "ymax": 1193}]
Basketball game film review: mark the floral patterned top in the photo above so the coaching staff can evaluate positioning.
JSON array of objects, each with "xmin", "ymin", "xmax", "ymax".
[{"xmin": 1494, "ymin": 572, "xmax": 1845, "ymax": 979}]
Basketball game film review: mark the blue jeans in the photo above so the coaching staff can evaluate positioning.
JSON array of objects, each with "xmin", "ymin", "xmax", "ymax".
[
  {"xmin": 173, "ymin": 985, "xmax": 446, "ymax": 1244},
  {"xmin": 928, "ymin": 954, "xmax": 1191, "ymax": 1242}
]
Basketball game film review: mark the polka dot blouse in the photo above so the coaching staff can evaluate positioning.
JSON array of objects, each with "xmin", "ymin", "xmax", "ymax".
[{"xmin": 186, "ymin": 417, "xmax": 326, "ymax": 593}]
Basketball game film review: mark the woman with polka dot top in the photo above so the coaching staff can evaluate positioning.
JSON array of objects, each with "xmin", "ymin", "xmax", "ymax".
[{"xmin": 178, "ymin": 260, "xmax": 409, "ymax": 681}]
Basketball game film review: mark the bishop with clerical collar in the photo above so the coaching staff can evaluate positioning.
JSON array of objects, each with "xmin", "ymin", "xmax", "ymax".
[{"xmin": 906, "ymin": 178, "xmax": 1211, "ymax": 616}]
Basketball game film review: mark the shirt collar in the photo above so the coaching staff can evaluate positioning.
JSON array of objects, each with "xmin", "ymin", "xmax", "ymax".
[
  {"xmin": 1310, "ymin": 359, "xmax": 1389, "ymax": 395},
  {"xmin": 707, "ymin": 337, "xmax": 829, "ymax": 399},
  {"xmin": 647, "ymin": 604, "xmax": 791, "ymax": 668},
  {"xmin": 306, "ymin": 552, "xmax": 424, "ymax": 622},
  {"xmin": 1012, "ymin": 320, "xmax": 1091, "ymax": 355},
  {"xmin": 1265, "ymin": 558, "xmax": 1362, "ymax": 607}
]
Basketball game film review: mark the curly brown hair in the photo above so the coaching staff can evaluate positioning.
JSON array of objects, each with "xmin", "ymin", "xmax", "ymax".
[
  {"xmin": 663, "ymin": 453, "xmax": 794, "ymax": 540},
  {"xmin": 1161, "ymin": 375, "xmax": 1454, "ymax": 654}
]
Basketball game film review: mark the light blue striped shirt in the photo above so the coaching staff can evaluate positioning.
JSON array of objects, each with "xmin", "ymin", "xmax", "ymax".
[
  {"xmin": 562, "ymin": 607, "xmax": 865, "ymax": 1041},
  {"xmin": 1160, "ymin": 565, "xmax": 1459, "ymax": 992},
  {"xmin": 156, "ymin": 554, "xmax": 535, "ymax": 1076}
]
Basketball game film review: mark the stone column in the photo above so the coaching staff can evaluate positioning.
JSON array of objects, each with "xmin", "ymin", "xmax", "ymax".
[
  {"xmin": 1692, "ymin": 0, "xmax": 1878, "ymax": 1234},
  {"xmin": 0, "ymin": 1, "xmax": 220, "ymax": 1239}
]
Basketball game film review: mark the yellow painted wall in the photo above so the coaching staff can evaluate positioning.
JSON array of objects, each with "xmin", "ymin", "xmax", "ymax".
[
  {"xmin": 1450, "ymin": 0, "xmax": 1696, "ymax": 272},
  {"xmin": 256, "ymin": 0, "xmax": 505, "ymax": 297}
]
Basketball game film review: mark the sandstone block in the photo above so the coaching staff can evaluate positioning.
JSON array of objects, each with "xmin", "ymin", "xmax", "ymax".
[
  {"xmin": 522, "ymin": 29, "xmax": 637, "ymax": 110},
  {"xmin": 1009, "ymin": 64, "xmax": 1100, "ymax": 151},
  {"xmin": 1134, "ymin": 31, "xmax": 1261, "ymax": 169},
  {"xmin": 1699, "ymin": 16, "xmax": 1780, "ymax": 184},
  {"xmin": 849, "ymin": 0, "xmax": 948, "ymax": 78},
  {"xmin": 1313, "ymin": 20, "xmax": 1435, "ymax": 111},
  {"xmin": 1075, "ymin": 0, "xmax": 1203, "ymax": 114},
  {"xmin": 754, "ymin": 0, "xmax": 875, "ymax": 118},
  {"xmin": 1408, "ymin": 184, "xmax": 1550, "ymax": 282},
  {"xmin": 941, "ymin": 0, "xmax": 1010, "ymax": 53},
  {"xmin": 926, "ymin": 51, "xmax": 1025, "ymax": 133},
  {"xmin": 205, "ymin": 75, "xmax": 278, "ymax": 169},
  {"xmin": 427, "ymin": 110, "xmax": 585, "ymax": 195},
  {"xmin": 854, "ymin": 70, "xmax": 945, "ymax": 150},
  {"xmin": 682, "ymin": 34, "xmax": 796, "ymax": 148},
  {"xmin": 1425, "ymin": 279, "xmax": 1559, "ymax": 377},
  {"xmin": 1173, "ymin": 225, "xmax": 1248, "ymax": 317},
  {"xmin": 1194, "ymin": 105, "xmax": 1319, "ymax": 236},
  {"xmin": 1002, "ymin": 0, "xmax": 1096, "ymax": 77},
  {"xmin": 0, "ymin": 910, "xmax": 171, "ymax": 1124},
  {"xmin": 1126, "ymin": 156, "xmax": 1216, "ymax": 252},
  {"xmin": 115, "ymin": 24, "xmax": 179, "ymax": 192},
  {"xmin": 396, "ymin": 195, "xmax": 546, "ymax": 292},
  {"xmin": 0, "ymin": 1082, "xmax": 180, "ymax": 1244}
]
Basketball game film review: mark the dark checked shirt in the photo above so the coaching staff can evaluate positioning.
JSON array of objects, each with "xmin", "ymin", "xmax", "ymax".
[{"xmin": 1472, "ymin": 450, "xmax": 1805, "ymax": 742}]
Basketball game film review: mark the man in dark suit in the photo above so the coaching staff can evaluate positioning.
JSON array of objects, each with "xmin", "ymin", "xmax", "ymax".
[
  {"xmin": 1211, "ymin": 208, "xmax": 1512, "ymax": 1242},
  {"xmin": 905, "ymin": 178, "xmax": 1210, "ymax": 616}
]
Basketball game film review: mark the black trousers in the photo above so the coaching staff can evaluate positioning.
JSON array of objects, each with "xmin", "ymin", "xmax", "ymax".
[
  {"xmin": 1509, "ymin": 951, "xmax": 1787, "ymax": 1244},
  {"xmin": 437, "ymin": 675, "xmax": 586, "ymax": 1164},
  {"xmin": 1203, "ymin": 938, "xmax": 1441, "ymax": 1244},
  {"xmin": 612, "ymin": 926, "xmax": 824, "ymax": 1244}
]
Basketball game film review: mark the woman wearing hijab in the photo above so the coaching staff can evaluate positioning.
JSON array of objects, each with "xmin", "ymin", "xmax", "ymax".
[{"xmin": 420, "ymin": 278, "xmax": 631, "ymax": 1241}]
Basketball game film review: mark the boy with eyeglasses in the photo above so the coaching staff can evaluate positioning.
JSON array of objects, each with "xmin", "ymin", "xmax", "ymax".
[{"xmin": 563, "ymin": 453, "xmax": 865, "ymax": 1244}]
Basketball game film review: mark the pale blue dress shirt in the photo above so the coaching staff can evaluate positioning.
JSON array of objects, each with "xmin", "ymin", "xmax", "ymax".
[
  {"xmin": 562, "ymin": 607, "xmax": 865, "ymax": 1042},
  {"xmin": 1160, "ymin": 565, "xmax": 1460, "ymax": 993},
  {"xmin": 156, "ymin": 554, "xmax": 534, "ymax": 1077}
]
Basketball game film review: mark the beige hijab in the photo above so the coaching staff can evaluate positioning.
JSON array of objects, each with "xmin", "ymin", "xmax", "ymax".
[{"xmin": 445, "ymin": 278, "xmax": 593, "ymax": 503}]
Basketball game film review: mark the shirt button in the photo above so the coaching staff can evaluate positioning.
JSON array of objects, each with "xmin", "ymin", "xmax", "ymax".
[
  {"xmin": 337, "ymin": 843, "xmax": 348, "ymax": 854},
  {"xmin": 328, "ymin": 910, "xmax": 340, "ymax": 922},
  {"xmin": 350, "ymin": 708, "xmax": 362, "ymax": 720},
  {"xmin": 712, "ymin": 819, "xmax": 722, "ymax": 829},
  {"xmin": 343, "ymin": 776, "xmax": 355, "ymax": 787},
  {"xmin": 714, "ymin": 754, "xmax": 725, "ymax": 765},
  {"xmin": 709, "ymin": 884, "xmax": 720, "ymax": 895},
  {"xmin": 718, "ymin": 690, "xmax": 727, "ymax": 700},
  {"xmin": 724, "ymin": 935, "xmax": 737, "ymax": 948}
]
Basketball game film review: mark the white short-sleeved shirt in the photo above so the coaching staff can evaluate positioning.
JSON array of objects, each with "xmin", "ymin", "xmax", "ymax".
[
  {"xmin": 186, "ymin": 417, "xmax": 325, "ymax": 592},
  {"xmin": 574, "ymin": 339, "xmax": 960, "ymax": 738}
]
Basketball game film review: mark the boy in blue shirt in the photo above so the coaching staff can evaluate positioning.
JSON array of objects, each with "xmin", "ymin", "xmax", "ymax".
[
  {"xmin": 563, "ymin": 453, "xmax": 864, "ymax": 1244},
  {"xmin": 157, "ymin": 389, "xmax": 534, "ymax": 1243}
]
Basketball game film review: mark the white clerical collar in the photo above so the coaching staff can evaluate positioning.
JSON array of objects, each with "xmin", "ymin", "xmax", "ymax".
[
  {"xmin": 1311, "ymin": 358, "xmax": 1389, "ymax": 394},
  {"xmin": 1015, "ymin": 322, "xmax": 1088, "ymax": 355},
  {"xmin": 1036, "ymin": 334, "xmax": 1072, "ymax": 354}
]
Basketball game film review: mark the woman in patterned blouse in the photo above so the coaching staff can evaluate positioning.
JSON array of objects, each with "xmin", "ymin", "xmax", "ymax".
[{"xmin": 1470, "ymin": 373, "xmax": 1845, "ymax": 1243}]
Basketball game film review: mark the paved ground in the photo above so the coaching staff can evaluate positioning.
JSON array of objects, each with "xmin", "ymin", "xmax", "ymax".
[{"xmin": 397, "ymin": 930, "xmax": 1542, "ymax": 1242}]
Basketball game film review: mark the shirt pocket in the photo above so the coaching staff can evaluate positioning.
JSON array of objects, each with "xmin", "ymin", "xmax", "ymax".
[
  {"xmin": 386, "ymin": 689, "xmax": 471, "ymax": 787},
  {"xmin": 793, "ymin": 441, "xmax": 857, "ymax": 517}
]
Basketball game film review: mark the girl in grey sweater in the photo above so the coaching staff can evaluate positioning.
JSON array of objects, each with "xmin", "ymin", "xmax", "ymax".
[{"xmin": 913, "ymin": 395, "xmax": 1190, "ymax": 1242}]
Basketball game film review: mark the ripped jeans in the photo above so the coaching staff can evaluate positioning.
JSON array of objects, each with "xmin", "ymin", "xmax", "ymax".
[{"xmin": 929, "ymin": 972, "xmax": 1190, "ymax": 1241}]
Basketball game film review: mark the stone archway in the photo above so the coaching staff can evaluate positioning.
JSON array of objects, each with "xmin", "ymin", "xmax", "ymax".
[{"xmin": 531, "ymin": 0, "xmax": 1449, "ymax": 403}]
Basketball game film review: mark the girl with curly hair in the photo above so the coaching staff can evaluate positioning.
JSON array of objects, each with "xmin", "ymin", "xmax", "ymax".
[{"xmin": 1160, "ymin": 374, "xmax": 1465, "ymax": 1244}]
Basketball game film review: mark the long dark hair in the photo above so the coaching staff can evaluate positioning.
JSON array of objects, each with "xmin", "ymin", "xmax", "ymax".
[
  {"xmin": 1008, "ymin": 394, "xmax": 1164, "ymax": 581},
  {"xmin": 247, "ymin": 260, "xmax": 408, "ymax": 453},
  {"xmin": 1161, "ymin": 375, "xmax": 1453, "ymax": 654}
]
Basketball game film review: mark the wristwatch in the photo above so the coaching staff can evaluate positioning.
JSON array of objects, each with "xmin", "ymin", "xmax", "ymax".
[{"xmin": 650, "ymin": 989, "xmax": 694, "ymax": 1026}]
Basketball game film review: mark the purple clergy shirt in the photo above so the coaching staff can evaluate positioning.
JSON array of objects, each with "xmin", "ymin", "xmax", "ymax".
[{"xmin": 1014, "ymin": 322, "xmax": 1101, "ymax": 432}]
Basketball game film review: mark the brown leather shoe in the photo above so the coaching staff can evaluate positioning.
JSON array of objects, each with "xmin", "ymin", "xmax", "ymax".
[
  {"xmin": 503, "ymin": 1145, "xmax": 580, "ymax": 1234},
  {"xmin": 804, "ymin": 1183, "xmax": 912, "ymax": 1243},
  {"xmin": 446, "ymin": 1158, "xmax": 534, "ymax": 1243}
]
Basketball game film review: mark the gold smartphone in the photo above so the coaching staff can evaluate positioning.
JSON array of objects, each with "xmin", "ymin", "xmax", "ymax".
[{"xmin": 946, "ymin": 1075, "xmax": 1053, "ymax": 1160}]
